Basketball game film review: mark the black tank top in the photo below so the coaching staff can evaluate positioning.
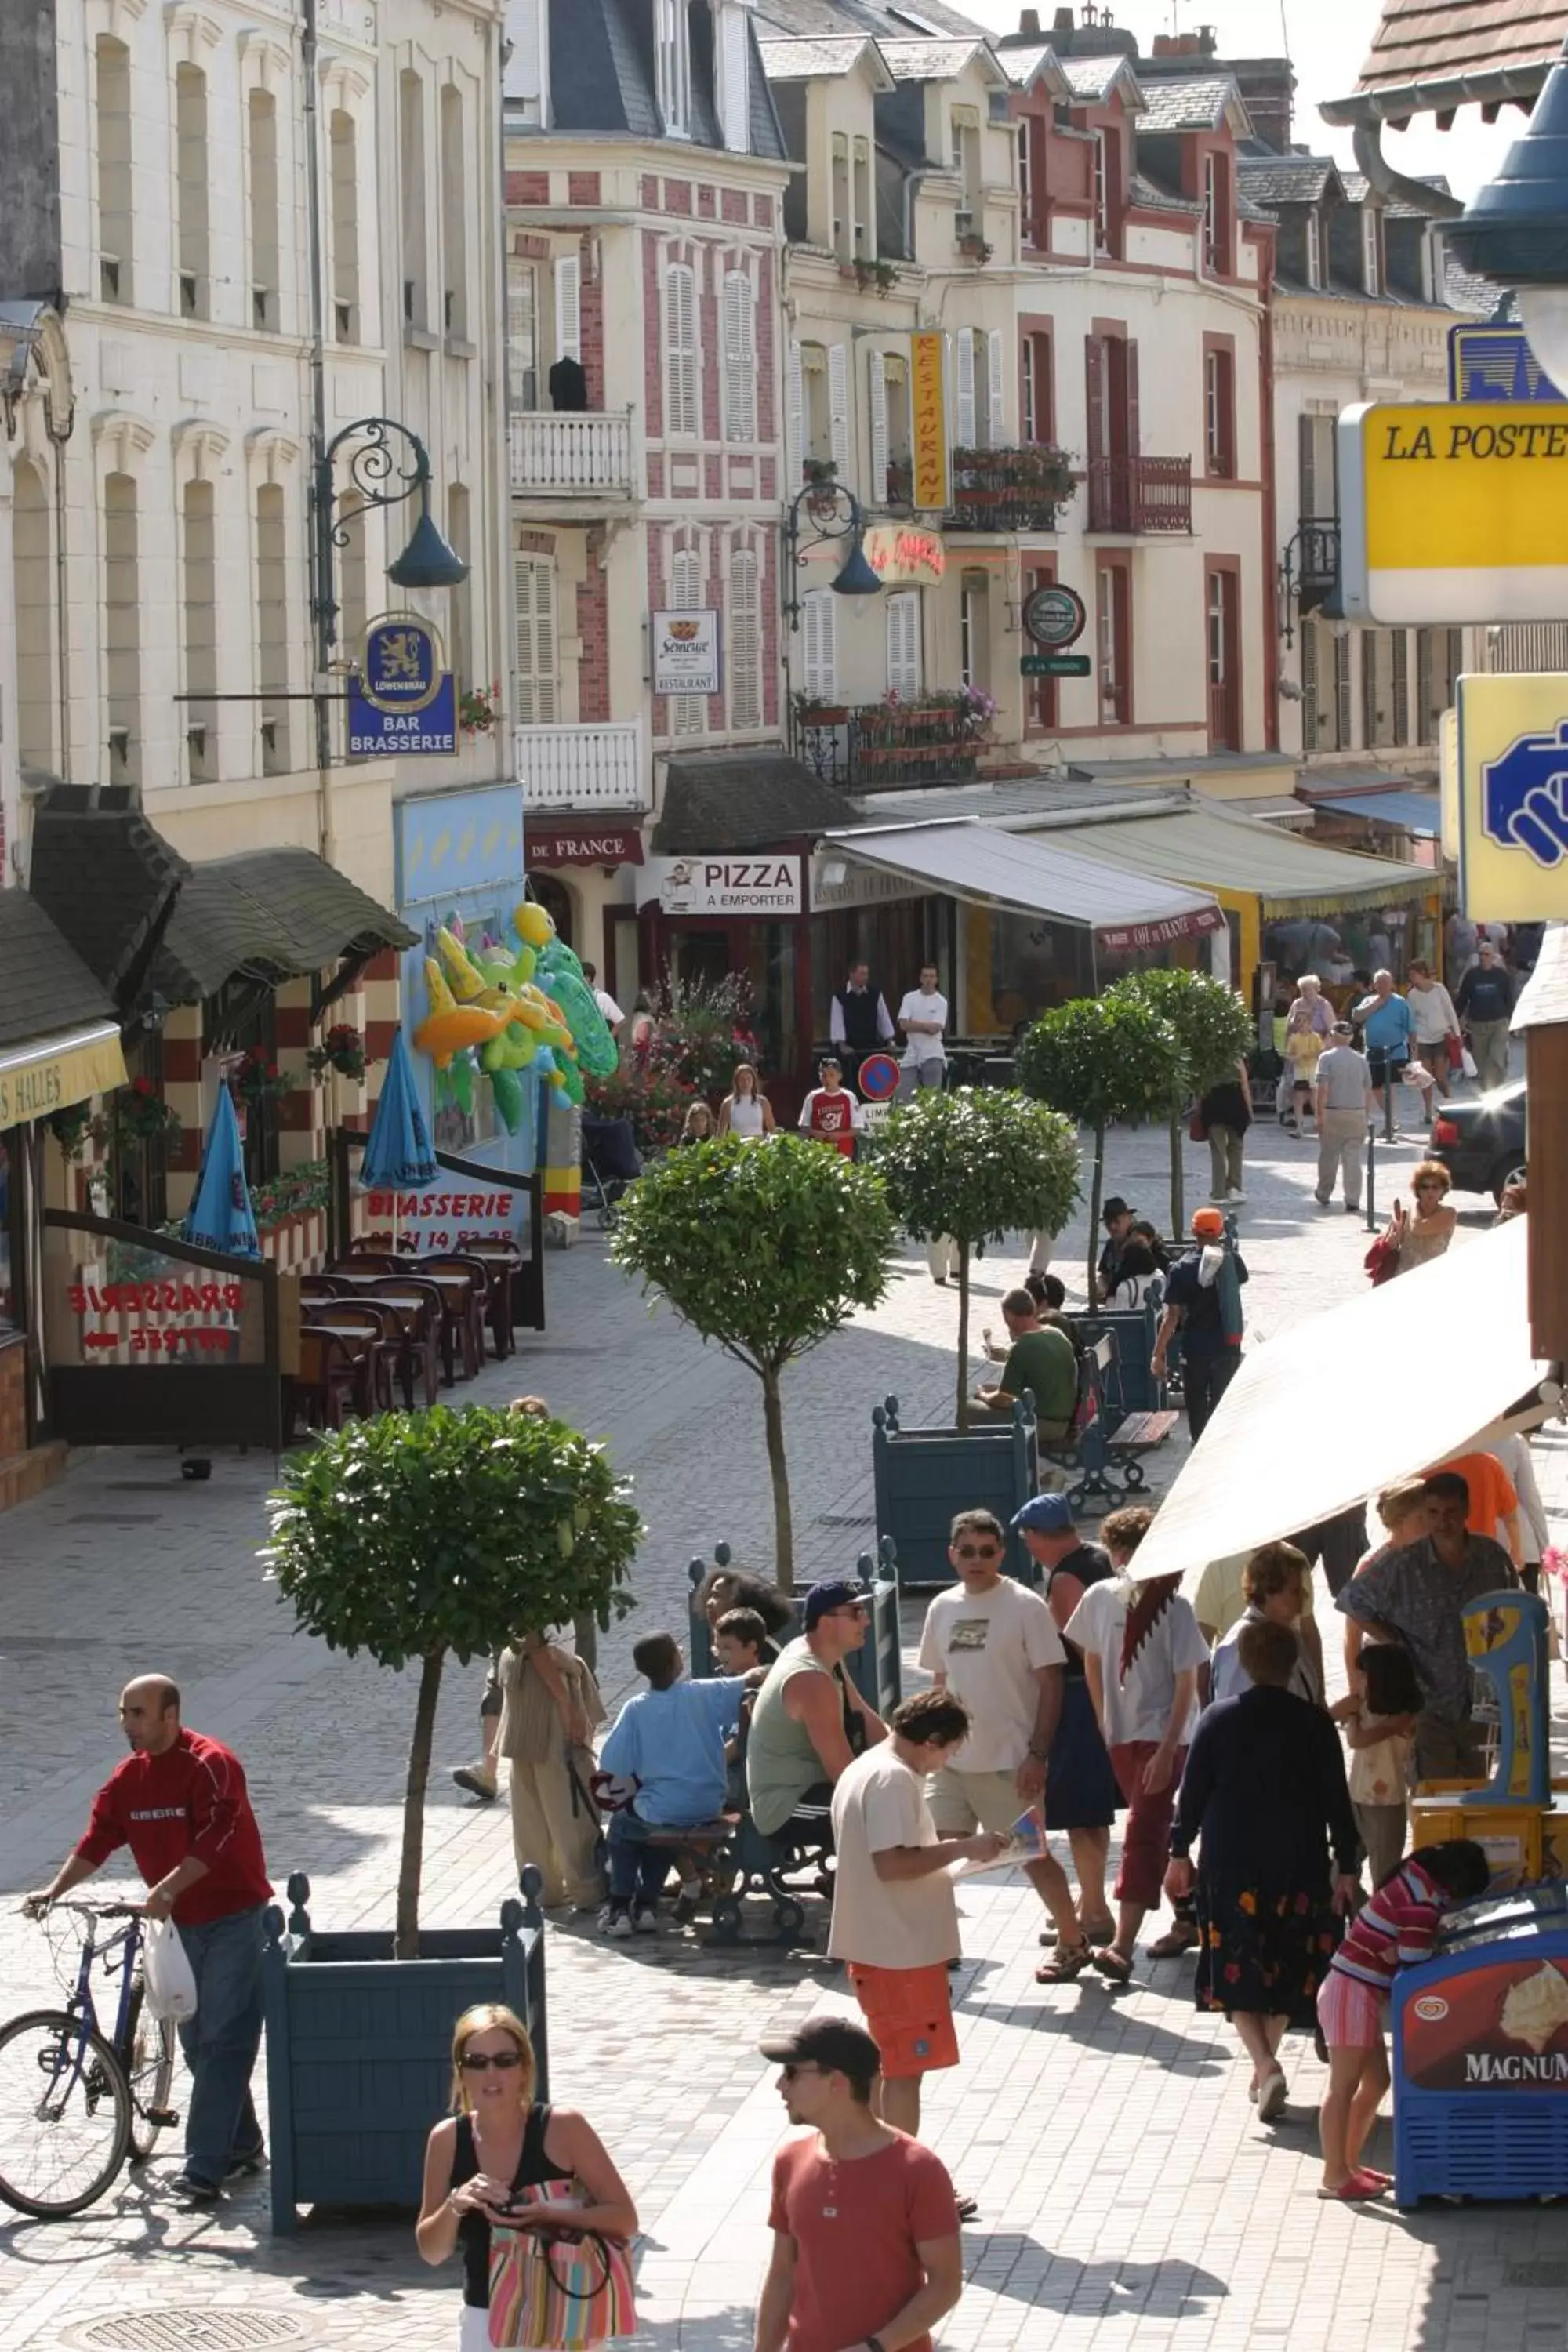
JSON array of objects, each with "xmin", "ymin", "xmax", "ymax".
[{"xmin": 452, "ymin": 2103, "xmax": 557, "ymax": 2307}]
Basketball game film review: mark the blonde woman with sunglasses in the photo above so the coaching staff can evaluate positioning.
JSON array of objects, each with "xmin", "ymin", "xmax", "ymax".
[{"xmin": 417, "ymin": 2004, "xmax": 637, "ymax": 2349}]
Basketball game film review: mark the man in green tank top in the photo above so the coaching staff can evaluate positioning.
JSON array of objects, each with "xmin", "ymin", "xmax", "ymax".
[{"xmin": 746, "ymin": 1581, "xmax": 888, "ymax": 1838}]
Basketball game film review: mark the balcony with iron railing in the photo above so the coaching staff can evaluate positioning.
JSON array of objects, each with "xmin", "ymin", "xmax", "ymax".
[
  {"xmin": 514, "ymin": 721, "xmax": 645, "ymax": 811},
  {"xmin": 793, "ymin": 691, "xmax": 994, "ymax": 792},
  {"xmin": 949, "ymin": 445, "xmax": 1077, "ymax": 534},
  {"xmin": 1085, "ymin": 454, "xmax": 1192, "ymax": 535},
  {"xmin": 1293, "ymin": 517, "xmax": 1341, "ymax": 610},
  {"xmin": 509, "ymin": 411, "xmax": 636, "ymax": 499}
]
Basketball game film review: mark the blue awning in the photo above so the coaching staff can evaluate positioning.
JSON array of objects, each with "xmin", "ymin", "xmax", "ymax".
[{"xmin": 1314, "ymin": 787, "xmax": 1440, "ymax": 837}]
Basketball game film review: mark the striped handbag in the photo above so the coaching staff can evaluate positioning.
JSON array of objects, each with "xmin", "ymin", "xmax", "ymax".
[{"xmin": 488, "ymin": 2180, "xmax": 636, "ymax": 2350}]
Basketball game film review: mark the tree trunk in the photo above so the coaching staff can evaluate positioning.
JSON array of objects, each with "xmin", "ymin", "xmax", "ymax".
[
  {"xmin": 396, "ymin": 1647, "xmax": 446, "ymax": 1962},
  {"xmin": 761, "ymin": 1363, "xmax": 796, "ymax": 1592},
  {"xmin": 1168, "ymin": 1112, "xmax": 1185, "ymax": 1240},
  {"xmin": 572, "ymin": 1611, "xmax": 597, "ymax": 1672},
  {"xmin": 955, "ymin": 1237, "xmax": 971, "ymax": 1432},
  {"xmin": 1087, "ymin": 1121, "xmax": 1105, "ymax": 1305}
]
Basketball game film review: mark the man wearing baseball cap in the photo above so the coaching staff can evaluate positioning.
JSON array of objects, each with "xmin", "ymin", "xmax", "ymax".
[
  {"xmin": 746, "ymin": 1579, "xmax": 887, "ymax": 1841},
  {"xmin": 1151, "ymin": 1207, "xmax": 1247, "ymax": 1443},
  {"xmin": 754, "ymin": 2016, "xmax": 962, "ymax": 2352}
]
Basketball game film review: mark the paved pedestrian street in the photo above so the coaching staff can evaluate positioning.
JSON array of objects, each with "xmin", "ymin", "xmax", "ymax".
[{"xmin": 2, "ymin": 1107, "xmax": 1564, "ymax": 2352}]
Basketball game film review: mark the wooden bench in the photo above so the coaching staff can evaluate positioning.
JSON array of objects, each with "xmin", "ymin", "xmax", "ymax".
[{"xmin": 1039, "ymin": 1332, "xmax": 1177, "ymax": 1512}]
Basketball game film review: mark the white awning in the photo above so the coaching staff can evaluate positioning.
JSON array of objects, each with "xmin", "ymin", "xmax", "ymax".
[
  {"xmin": 821, "ymin": 820, "xmax": 1223, "ymax": 951},
  {"xmin": 1127, "ymin": 1218, "xmax": 1556, "ymax": 1582},
  {"xmin": 0, "ymin": 1022, "xmax": 127, "ymax": 1127}
]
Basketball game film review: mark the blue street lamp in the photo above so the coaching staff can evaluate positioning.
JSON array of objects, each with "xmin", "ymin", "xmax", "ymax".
[
  {"xmin": 1448, "ymin": 41, "xmax": 1568, "ymax": 391},
  {"xmin": 782, "ymin": 477, "xmax": 883, "ymax": 630},
  {"xmin": 312, "ymin": 416, "xmax": 469, "ymax": 667}
]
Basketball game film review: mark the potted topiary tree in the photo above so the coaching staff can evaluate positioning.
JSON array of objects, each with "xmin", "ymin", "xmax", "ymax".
[
  {"xmin": 259, "ymin": 1402, "xmax": 640, "ymax": 2226},
  {"xmin": 1115, "ymin": 969, "xmax": 1253, "ymax": 1235},
  {"xmin": 612, "ymin": 1134, "xmax": 893, "ymax": 1590},
  {"xmin": 1018, "ymin": 993, "xmax": 1180, "ymax": 1301},
  {"xmin": 872, "ymin": 1087, "xmax": 1080, "ymax": 1430}
]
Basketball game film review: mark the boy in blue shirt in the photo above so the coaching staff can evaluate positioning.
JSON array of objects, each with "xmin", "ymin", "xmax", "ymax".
[{"xmin": 597, "ymin": 1632, "xmax": 747, "ymax": 1937}]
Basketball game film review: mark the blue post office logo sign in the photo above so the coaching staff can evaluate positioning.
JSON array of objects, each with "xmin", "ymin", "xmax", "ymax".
[
  {"xmin": 361, "ymin": 617, "xmax": 443, "ymax": 713},
  {"xmin": 1483, "ymin": 723, "xmax": 1568, "ymax": 867}
]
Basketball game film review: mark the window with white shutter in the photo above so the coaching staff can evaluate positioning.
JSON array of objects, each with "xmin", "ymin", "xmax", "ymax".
[
  {"xmin": 729, "ymin": 546, "xmax": 760, "ymax": 731},
  {"xmin": 506, "ymin": 256, "xmax": 539, "ymax": 410},
  {"xmin": 722, "ymin": 269, "xmax": 756, "ymax": 443},
  {"xmin": 985, "ymin": 329, "xmax": 1005, "ymax": 449},
  {"xmin": 868, "ymin": 350, "xmax": 888, "ymax": 505},
  {"xmin": 886, "ymin": 590, "xmax": 921, "ymax": 696},
  {"xmin": 956, "ymin": 330, "xmax": 976, "ymax": 448},
  {"xmin": 828, "ymin": 342, "xmax": 849, "ymax": 476},
  {"xmin": 665, "ymin": 261, "xmax": 699, "ymax": 438},
  {"xmin": 554, "ymin": 255, "xmax": 582, "ymax": 363},
  {"xmin": 803, "ymin": 588, "xmax": 837, "ymax": 702},
  {"xmin": 669, "ymin": 543, "xmax": 706, "ymax": 738},
  {"xmin": 786, "ymin": 339, "xmax": 804, "ymax": 475},
  {"xmin": 514, "ymin": 555, "xmax": 558, "ymax": 724},
  {"xmin": 720, "ymin": 5, "xmax": 749, "ymax": 152}
]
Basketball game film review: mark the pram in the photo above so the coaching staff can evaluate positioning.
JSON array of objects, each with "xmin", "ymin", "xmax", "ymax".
[{"xmin": 579, "ymin": 1110, "xmax": 642, "ymax": 1229}]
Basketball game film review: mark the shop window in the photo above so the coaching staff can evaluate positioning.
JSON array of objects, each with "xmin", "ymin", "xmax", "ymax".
[
  {"xmin": 514, "ymin": 554, "xmax": 559, "ymax": 724},
  {"xmin": 104, "ymin": 472, "xmax": 141, "ymax": 786},
  {"xmin": 176, "ymin": 64, "xmax": 210, "ymax": 318},
  {"xmin": 441, "ymin": 84, "xmax": 468, "ymax": 339},
  {"xmin": 507, "ymin": 256, "xmax": 539, "ymax": 409},
  {"xmin": 96, "ymin": 36, "xmax": 133, "ymax": 304},
  {"xmin": 13, "ymin": 459, "xmax": 53, "ymax": 771},
  {"xmin": 248, "ymin": 89, "xmax": 280, "ymax": 331},
  {"xmin": 182, "ymin": 479, "xmax": 218, "ymax": 782},
  {"xmin": 330, "ymin": 110, "xmax": 360, "ymax": 343},
  {"xmin": 400, "ymin": 70, "xmax": 427, "ymax": 328},
  {"xmin": 256, "ymin": 483, "xmax": 290, "ymax": 775}
]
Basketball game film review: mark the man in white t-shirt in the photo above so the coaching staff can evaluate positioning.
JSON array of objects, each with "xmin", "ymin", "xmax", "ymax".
[
  {"xmin": 1062, "ymin": 1504, "xmax": 1207, "ymax": 1983},
  {"xmin": 920, "ymin": 1508, "xmax": 1102, "ymax": 1964},
  {"xmin": 897, "ymin": 964, "xmax": 949, "ymax": 1091},
  {"xmin": 580, "ymin": 961, "xmax": 623, "ymax": 1035},
  {"xmin": 830, "ymin": 1689, "xmax": 1005, "ymax": 2144}
]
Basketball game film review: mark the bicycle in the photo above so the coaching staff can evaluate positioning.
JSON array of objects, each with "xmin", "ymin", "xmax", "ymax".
[{"xmin": 0, "ymin": 1899, "xmax": 180, "ymax": 2219}]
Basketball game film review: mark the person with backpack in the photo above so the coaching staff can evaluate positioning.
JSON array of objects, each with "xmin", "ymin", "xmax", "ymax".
[{"xmin": 1150, "ymin": 1207, "xmax": 1247, "ymax": 1443}]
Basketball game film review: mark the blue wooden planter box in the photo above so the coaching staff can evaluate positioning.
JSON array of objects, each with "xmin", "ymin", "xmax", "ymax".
[
  {"xmin": 872, "ymin": 1395, "xmax": 1040, "ymax": 1594},
  {"xmin": 261, "ymin": 1868, "xmax": 548, "ymax": 2233},
  {"xmin": 1072, "ymin": 1303, "xmax": 1167, "ymax": 1417}
]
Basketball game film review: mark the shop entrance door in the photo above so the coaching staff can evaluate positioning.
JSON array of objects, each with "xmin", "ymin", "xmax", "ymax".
[{"xmin": 673, "ymin": 931, "xmax": 732, "ymax": 992}]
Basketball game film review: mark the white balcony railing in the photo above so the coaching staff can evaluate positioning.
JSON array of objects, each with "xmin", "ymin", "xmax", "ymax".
[
  {"xmin": 516, "ymin": 721, "xmax": 644, "ymax": 810},
  {"xmin": 509, "ymin": 411, "xmax": 635, "ymax": 495}
]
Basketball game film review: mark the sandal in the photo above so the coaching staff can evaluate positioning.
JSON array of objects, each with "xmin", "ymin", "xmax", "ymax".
[
  {"xmin": 1081, "ymin": 1915, "xmax": 1116, "ymax": 1946},
  {"xmin": 1316, "ymin": 2171, "xmax": 1386, "ymax": 2201},
  {"xmin": 1256, "ymin": 2067, "xmax": 1288, "ymax": 2122},
  {"xmin": 1089, "ymin": 1945, "xmax": 1133, "ymax": 1984},
  {"xmin": 1036, "ymin": 1940, "xmax": 1094, "ymax": 1983},
  {"xmin": 956, "ymin": 2194, "xmax": 979, "ymax": 2222},
  {"xmin": 1146, "ymin": 1921, "xmax": 1200, "ymax": 1959}
]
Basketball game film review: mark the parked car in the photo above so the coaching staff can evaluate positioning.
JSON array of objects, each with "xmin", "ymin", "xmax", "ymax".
[{"xmin": 1429, "ymin": 1080, "xmax": 1527, "ymax": 1203}]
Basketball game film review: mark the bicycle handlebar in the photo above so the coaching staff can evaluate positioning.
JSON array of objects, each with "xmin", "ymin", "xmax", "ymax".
[{"xmin": 24, "ymin": 1897, "xmax": 146, "ymax": 1922}]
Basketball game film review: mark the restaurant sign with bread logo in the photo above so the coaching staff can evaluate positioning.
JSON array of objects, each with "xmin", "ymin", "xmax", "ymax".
[
  {"xmin": 1404, "ymin": 1957, "xmax": 1568, "ymax": 2090},
  {"xmin": 652, "ymin": 608, "xmax": 721, "ymax": 696}
]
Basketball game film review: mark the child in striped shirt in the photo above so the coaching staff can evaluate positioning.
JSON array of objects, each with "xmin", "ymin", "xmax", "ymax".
[{"xmin": 1316, "ymin": 1838, "xmax": 1490, "ymax": 2201}]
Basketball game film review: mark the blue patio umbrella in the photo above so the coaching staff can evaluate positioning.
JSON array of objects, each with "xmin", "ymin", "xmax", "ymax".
[
  {"xmin": 182, "ymin": 1083, "xmax": 261, "ymax": 1259},
  {"xmin": 359, "ymin": 1025, "xmax": 437, "ymax": 1190}
]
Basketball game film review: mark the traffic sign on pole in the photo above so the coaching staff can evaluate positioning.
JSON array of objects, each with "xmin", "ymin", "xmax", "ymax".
[{"xmin": 1020, "ymin": 654, "xmax": 1091, "ymax": 678}]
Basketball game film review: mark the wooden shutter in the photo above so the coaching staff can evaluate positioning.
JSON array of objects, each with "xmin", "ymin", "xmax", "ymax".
[
  {"xmin": 669, "ymin": 543, "xmax": 705, "ymax": 737},
  {"xmin": 1300, "ymin": 619, "xmax": 1319, "ymax": 753},
  {"xmin": 956, "ymin": 328, "xmax": 976, "ymax": 448},
  {"xmin": 1334, "ymin": 630, "xmax": 1352, "ymax": 749},
  {"xmin": 1392, "ymin": 629, "xmax": 1410, "ymax": 746},
  {"xmin": 828, "ymin": 341, "xmax": 849, "ymax": 475},
  {"xmin": 886, "ymin": 590, "xmax": 921, "ymax": 695},
  {"xmin": 666, "ymin": 262, "xmax": 697, "ymax": 437},
  {"xmin": 722, "ymin": 269, "xmax": 755, "ymax": 443},
  {"xmin": 786, "ymin": 338, "xmax": 804, "ymax": 475},
  {"xmin": 514, "ymin": 556, "xmax": 558, "ymax": 725},
  {"xmin": 868, "ymin": 349, "xmax": 888, "ymax": 503},
  {"xmin": 729, "ymin": 545, "xmax": 760, "ymax": 730},
  {"xmin": 986, "ymin": 329, "xmax": 1005, "ymax": 448},
  {"xmin": 554, "ymin": 255, "xmax": 582, "ymax": 362},
  {"xmin": 1298, "ymin": 410, "xmax": 1317, "ymax": 517},
  {"xmin": 720, "ymin": 6, "xmax": 750, "ymax": 152},
  {"xmin": 803, "ymin": 588, "xmax": 837, "ymax": 702},
  {"xmin": 1125, "ymin": 338, "xmax": 1140, "ymax": 455},
  {"xmin": 1085, "ymin": 335, "xmax": 1106, "ymax": 461}
]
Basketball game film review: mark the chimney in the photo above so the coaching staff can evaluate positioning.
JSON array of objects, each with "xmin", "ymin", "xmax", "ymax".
[
  {"xmin": 1053, "ymin": 8, "xmax": 1074, "ymax": 32},
  {"xmin": 1019, "ymin": 7, "xmax": 1042, "ymax": 34}
]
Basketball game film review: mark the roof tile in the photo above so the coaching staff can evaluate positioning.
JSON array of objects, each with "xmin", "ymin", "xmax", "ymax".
[
  {"xmin": 1357, "ymin": 0, "xmax": 1568, "ymax": 96},
  {"xmin": 0, "ymin": 890, "xmax": 117, "ymax": 1055}
]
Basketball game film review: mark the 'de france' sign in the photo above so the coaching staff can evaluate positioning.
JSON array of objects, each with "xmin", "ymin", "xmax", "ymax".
[{"xmin": 1339, "ymin": 400, "xmax": 1568, "ymax": 626}]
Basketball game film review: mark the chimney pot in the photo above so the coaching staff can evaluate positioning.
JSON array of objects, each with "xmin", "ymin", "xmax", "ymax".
[{"xmin": 1019, "ymin": 7, "xmax": 1042, "ymax": 33}]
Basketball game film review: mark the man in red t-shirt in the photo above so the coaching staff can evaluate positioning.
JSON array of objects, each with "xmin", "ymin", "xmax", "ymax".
[
  {"xmin": 25, "ymin": 1675, "xmax": 272, "ymax": 2207},
  {"xmin": 753, "ymin": 2016, "xmax": 962, "ymax": 2352}
]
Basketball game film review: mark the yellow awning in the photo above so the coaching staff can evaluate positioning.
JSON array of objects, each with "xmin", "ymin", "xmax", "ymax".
[
  {"xmin": 1031, "ymin": 803, "xmax": 1434, "ymax": 916},
  {"xmin": 0, "ymin": 1023, "xmax": 127, "ymax": 1127}
]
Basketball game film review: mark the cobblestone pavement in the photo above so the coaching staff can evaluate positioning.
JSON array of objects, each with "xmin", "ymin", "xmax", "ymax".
[{"xmin": 2, "ymin": 1091, "xmax": 1561, "ymax": 2352}]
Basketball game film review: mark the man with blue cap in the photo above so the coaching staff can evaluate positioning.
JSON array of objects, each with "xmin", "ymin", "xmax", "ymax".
[{"xmin": 746, "ymin": 1577, "xmax": 888, "ymax": 1841}]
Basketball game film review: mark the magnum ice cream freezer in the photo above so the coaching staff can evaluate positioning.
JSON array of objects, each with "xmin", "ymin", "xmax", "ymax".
[{"xmin": 1393, "ymin": 1883, "xmax": 1568, "ymax": 2206}]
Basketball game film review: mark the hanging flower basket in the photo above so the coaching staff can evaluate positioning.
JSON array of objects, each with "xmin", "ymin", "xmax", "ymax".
[
  {"xmin": 93, "ymin": 1079, "xmax": 183, "ymax": 1151},
  {"xmin": 459, "ymin": 681, "xmax": 502, "ymax": 736},
  {"xmin": 306, "ymin": 1024, "xmax": 369, "ymax": 1085},
  {"xmin": 49, "ymin": 1102, "xmax": 93, "ymax": 1162},
  {"xmin": 236, "ymin": 1047, "xmax": 292, "ymax": 1108}
]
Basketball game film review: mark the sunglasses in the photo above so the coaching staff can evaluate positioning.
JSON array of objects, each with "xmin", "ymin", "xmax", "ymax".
[
  {"xmin": 955, "ymin": 1544, "xmax": 1001, "ymax": 1559},
  {"xmin": 460, "ymin": 2049, "xmax": 524, "ymax": 2073}
]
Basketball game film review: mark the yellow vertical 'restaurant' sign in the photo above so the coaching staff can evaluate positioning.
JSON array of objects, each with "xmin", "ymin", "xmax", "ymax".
[{"xmin": 911, "ymin": 332, "xmax": 949, "ymax": 512}]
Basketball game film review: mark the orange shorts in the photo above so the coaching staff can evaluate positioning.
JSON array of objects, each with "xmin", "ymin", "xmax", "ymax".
[{"xmin": 846, "ymin": 1962, "xmax": 959, "ymax": 2079}]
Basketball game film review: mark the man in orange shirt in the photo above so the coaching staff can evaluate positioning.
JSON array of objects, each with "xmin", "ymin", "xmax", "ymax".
[{"xmin": 1425, "ymin": 1457, "xmax": 1523, "ymax": 1570}]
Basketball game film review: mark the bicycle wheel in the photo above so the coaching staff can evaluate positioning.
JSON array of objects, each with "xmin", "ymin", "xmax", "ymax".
[
  {"xmin": 0, "ymin": 2008, "xmax": 132, "ymax": 2219},
  {"xmin": 122, "ymin": 1986, "xmax": 179, "ymax": 2161}
]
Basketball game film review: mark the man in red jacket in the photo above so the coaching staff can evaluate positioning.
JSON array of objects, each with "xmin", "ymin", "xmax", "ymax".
[{"xmin": 24, "ymin": 1675, "xmax": 272, "ymax": 2205}]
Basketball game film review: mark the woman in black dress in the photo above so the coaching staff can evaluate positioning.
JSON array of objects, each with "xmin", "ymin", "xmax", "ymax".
[{"xmin": 1165, "ymin": 1619, "xmax": 1360, "ymax": 2122}]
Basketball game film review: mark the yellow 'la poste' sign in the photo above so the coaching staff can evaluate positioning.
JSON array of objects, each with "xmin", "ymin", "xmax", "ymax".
[{"xmin": 1338, "ymin": 400, "xmax": 1568, "ymax": 626}]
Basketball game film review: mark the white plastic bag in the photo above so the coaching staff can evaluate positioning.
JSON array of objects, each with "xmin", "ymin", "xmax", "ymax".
[
  {"xmin": 1462, "ymin": 1047, "xmax": 1479, "ymax": 1079},
  {"xmin": 143, "ymin": 1917, "xmax": 199, "ymax": 2020}
]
